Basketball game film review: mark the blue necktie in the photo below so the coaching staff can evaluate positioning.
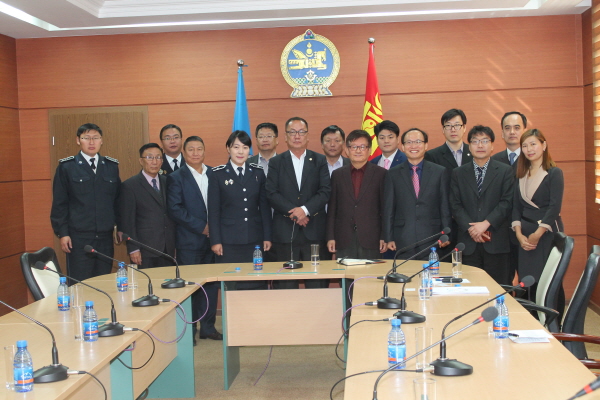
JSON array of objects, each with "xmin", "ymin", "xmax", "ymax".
[
  {"xmin": 152, "ymin": 178, "xmax": 159, "ymax": 192},
  {"xmin": 509, "ymin": 152, "xmax": 516, "ymax": 165},
  {"xmin": 476, "ymin": 167, "xmax": 484, "ymax": 193}
]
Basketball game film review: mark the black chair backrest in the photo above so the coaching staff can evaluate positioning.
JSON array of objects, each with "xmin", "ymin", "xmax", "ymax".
[
  {"xmin": 561, "ymin": 245, "xmax": 600, "ymax": 359},
  {"xmin": 544, "ymin": 232, "xmax": 574, "ymax": 332},
  {"xmin": 20, "ymin": 247, "xmax": 62, "ymax": 301}
]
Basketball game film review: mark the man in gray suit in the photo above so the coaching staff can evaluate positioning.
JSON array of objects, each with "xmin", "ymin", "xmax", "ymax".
[
  {"xmin": 450, "ymin": 125, "xmax": 514, "ymax": 285},
  {"xmin": 120, "ymin": 143, "xmax": 176, "ymax": 268},
  {"xmin": 491, "ymin": 111, "xmax": 527, "ymax": 168},
  {"xmin": 320, "ymin": 125, "xmax": 350, "ymax": 176},
  {"xmin": 248, "ymin": 122, "xmax": 279, "ymax": 177}
]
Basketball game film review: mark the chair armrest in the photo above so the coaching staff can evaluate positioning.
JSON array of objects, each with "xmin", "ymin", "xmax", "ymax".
[
  {"xmin": 519, "ymin": 303, "xmax": 559, "ymax": 328},
  {"xmin": 553, "ymin": 333, "xmax": 600, "ymax": 345}
]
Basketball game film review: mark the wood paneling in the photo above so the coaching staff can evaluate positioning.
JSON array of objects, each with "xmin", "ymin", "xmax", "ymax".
[
  {"xmin": 583, "ymin": 9, "xmax": 593, "ymax": 86},
  {"xmin": 0, "ymin": 254, "xmax": 28, "ymax": 314},
  {"xmin": 0, "ymin": 106, "xmax": 21, "ymax": 182},
  {"xmin": 19, "ymin": 109, "xmax": 50, "ymax": 181},
  {"xmin": 0, "ymin": 182, "xmax": 24, "ymax": 259},
  {"xmin": 0, "ymin": 33, "xmax": 17, "ymax": 109},
  {"xmin": 558, "ymin": 162, "xmax": 587, "ymax": 236},
  {"xmin": 22, "ymin": 180, "xmax": 53, "ymax": 252}
]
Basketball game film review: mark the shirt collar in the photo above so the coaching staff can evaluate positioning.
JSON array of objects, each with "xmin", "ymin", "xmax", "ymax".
[
  {"xmin": 80, "ymin": 151, "xmax": 98, "ymax": 164},
  {"xmin": 229, "ymin": 160, "xmax": 246, "ymax": 174},
  {"xmin": 507, "ymin": 148, "xmax": 521, "ymax": 157},
  {"xmin": 351, "ymin": 162, "xmax": 368, "ymax": 172},
  {"xmin": 189, "ymin": 164, "xmax": 207, "ymax": 177},
  {"xmin": 290, "ymin": 150, "xmax": 307, "ymax": 161},
  {"xmin": 165, "ymin": 153, "xmax": 182, "ymax": 163},
  {"xmin": 382, "ymin": 149, "xmax": 398, "ymax": 161},
  {"xmin": 445, "ymin": 142, "xmax": 464, "ymax": 155},
  {"xmin": 408, "ymin": 159, "xmax": 424, "ymax": 169},
  {"xmin": 259, "ymin": 152, "xmax": 275, "ymax": 162},
  {"xmin": 142, "ymin": 169, "xmax": 159, "ymax": 184}
]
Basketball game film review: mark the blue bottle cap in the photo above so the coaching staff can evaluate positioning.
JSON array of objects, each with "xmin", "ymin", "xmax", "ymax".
[
  {"xmin": 422, "ymin": 263, "xmax": 429, "ymax": 269},
  {"xmin": 59, "ymin": 277, "xmax": 66, "ymax": 283},
  {"xmin": 391, "ymin": 318, "xmax": 401, "ymax": 326},
  {"xmin": 118, "ymin": 262, "xmax": 125, "ymax": 267},
  {"xmin": 85, "ymin": 300, "xmax": 94, "ymax": 307},
  {"xmin": 255, "ymin": 245, "xmax": 260, "ymax": 248},
  {"xmin": 431, "ymin": 247, "xmax": 437, "ymax": 252},
  {"xmin": 16, "ymin": 340, "xmax": 27, "ymax": 348},
  {"xmin": 497, "ymin": 294, "xmax": 505, "ymax": 302}
]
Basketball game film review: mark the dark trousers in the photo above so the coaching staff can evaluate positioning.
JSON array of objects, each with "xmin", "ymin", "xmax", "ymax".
[
  {"xmin": 178, "ymin": 245, "xmax": 218, "ymax": 336},
  {"xmin": 139, "ymin": 255, "xmax": 173, "ymax": 269},
  {"xmin": 216, "ymin": 243, "xmax": 267, "ymax": 290},
  {"xmin": 463, "ymin": 243, "xmax": 510, "ymax": 286},
  {"xmin": 67, "ymin": 232, "xmax": 113, "ymax": 283},
  {"xmin": 336, "ymin": 231, "xmax": 381, "ymax": 260}
]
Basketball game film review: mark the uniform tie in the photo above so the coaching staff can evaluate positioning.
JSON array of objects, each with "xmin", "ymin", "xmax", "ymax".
[
  {"xmin": 237, "ymin": 167, "xmax": 244, "ymax": 178},
  {"xmin": 90, "ymin": 158, "xmax": 96, "ymax": 173},
  {"xmin": 152, "ymin": 178, "xmax": 159, "ymax": 192},
  {"xmin": 411, "ymin": 165, "xmax": 420, "ymax": 198},
  {"xmin": 173, "ymin": 158, "xmax": 179, "ymax": 171}
]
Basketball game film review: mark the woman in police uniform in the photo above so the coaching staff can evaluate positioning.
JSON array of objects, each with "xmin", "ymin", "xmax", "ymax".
[{"xmin": 207, "ymin": 130, "xmax": 272, "ymax": 289}]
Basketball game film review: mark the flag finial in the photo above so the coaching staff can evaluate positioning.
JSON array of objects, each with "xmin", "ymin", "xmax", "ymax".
[
  {"xmin": 368, "ymin": 38, "xmax": 375, "ymax": 43},
  {"xmin": 237, "ymin": 59, "xmax": 245, "ymax": 66}
]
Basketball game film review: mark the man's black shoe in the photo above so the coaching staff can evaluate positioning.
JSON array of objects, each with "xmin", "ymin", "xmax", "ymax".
[{"xmin": 199, "ymin": 332, "xmax": 223, "ymax": 340}]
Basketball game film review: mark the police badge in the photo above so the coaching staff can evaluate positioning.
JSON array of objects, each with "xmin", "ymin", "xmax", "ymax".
[{"xmin": 280, "ymin": 29, "xmax": 340, "ymax": 98}]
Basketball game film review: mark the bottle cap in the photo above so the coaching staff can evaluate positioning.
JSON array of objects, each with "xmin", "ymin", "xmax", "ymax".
[
  {"xmin": 255, "ymin": 245, "xmax": 260, "ymax": 248},
  {"xmin": 59, "ymin": 277, "xmax": 66, "ymax": 283},
  {"xmin": 85, "ymin": 300, "xmax": 94, "ymax": 307},
  {"xmin": 431, "ymin": 247, "xmax": 437, "ymax": 252},
  {"xmin": 497, "ymin": 294, "xmax": 505, "ymax": 302},
  {"xmin": 235, "ymin": 267, "xmax": 241, "ymax": 271},
  {"xmin": 422, "ymin": 263, "xmax": 429, "ymax": 269},
  {"xmin": 16, "ymin": 340, "xmax": 27, "ymax": 348},
  {"xmin": 391, "ymin": 318, "xmax": 401, "ymax": 326},
  {"xmin": 118, "ymin": 262, "xmax": 125, "ymax": 267}
]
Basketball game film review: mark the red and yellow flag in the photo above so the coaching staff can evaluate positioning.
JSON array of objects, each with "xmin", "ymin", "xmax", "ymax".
[{"xmin": 361, "ymin": 41, "xmax": 383, "ymax": 160}]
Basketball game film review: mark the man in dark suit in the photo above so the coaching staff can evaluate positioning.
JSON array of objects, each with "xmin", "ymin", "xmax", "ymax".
[
  {"xmin": 120, "ymin": 143, "xmax": 175, "ymax": 269},
  {"xmin": 370, "ymin": 120, "xmax": 407, "ymax": 170},
  {"xmin": 491, "ymin": 111, "xmax": 527, "ymax": 169},
  {"xmin": 425, "ymin": 108, "xmax": 473, "ymax": 170},
  {"xmin": 450, "ymin": 125, "xmax": 514, "ymax": 285},
  {"xmin": 327, "ymin": 130, "xmax": 386, "ymax": 259},
  {"xmin": 51, "ymin": 123, "xmax": 120, "ymax": 282},
  {"xmin": 321, "ymin": 125, "xmax": 350, "ymax": 176},
  {"xmin": 160, "ymin": 124, "xmax": 186, "ymax": 175},
  {"xmin": 167, "ymin": 136, "xmax": 221, "ymax": 341},
  {"xmin": 248, "ymin": 122, "xmax": 279, "ymax": 177},
  {"xmin": 266, "ymin": 117, "xmax": 331, "ymax": 289},
  {"xmin": 384, "ymin": 128, "xmax": 452, "ymax": 259}
]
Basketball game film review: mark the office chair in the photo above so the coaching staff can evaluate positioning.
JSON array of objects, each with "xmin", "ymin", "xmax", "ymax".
[{"xmin": 20, "ymin": 247, "xmax": 62, "ymax": 301}]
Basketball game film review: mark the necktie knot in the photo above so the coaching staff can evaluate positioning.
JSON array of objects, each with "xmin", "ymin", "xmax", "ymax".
[
  {"xmin": 237, "ymin": 167, "xmax": 243, "ymax": 178},
  {"xmin": 173, "ymin": 158, "xmax": 179, "ymax": 171},
  {"xmin": 152, "ymin": 178, "xmax": 159, "ymax": 192},
  {"xmin": 384, "ymin": 159, "xmax": 391, "ymax": 170},
  {"xmin": 509, "ymin": 152, "xmax": 516, "ymax": 165}
]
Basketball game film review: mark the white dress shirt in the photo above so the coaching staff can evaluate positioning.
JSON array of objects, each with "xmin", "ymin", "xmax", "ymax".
[{"xmin": 189, "ymin": 164, "xmax": 209, "ymax": 211}]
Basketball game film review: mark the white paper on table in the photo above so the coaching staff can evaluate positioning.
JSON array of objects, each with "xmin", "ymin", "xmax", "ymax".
[
  {"xmin": 431, "ymin": 286, "xmax": 490, "ymax": 295},
  {"xmin": 508, "ymin": 330, "xmax": 552, "ymax": 343}
]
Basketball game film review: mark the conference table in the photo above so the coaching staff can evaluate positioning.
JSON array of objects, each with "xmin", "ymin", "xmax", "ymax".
[{"xmin": 0, "ymin": 260, "xmax": 597, "ymax": 400}]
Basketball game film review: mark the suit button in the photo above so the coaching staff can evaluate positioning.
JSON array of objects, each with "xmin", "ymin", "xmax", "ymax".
[
  {"xmin": 243, "ymin": 188, "xmax": 247, "ymax": 192},
  {"xmin": 245, "ymin": 208, "xmax": 248, "ymax": 211},
  {"xmin": 244, "ymin": 218, "xmax": 248, "ymax": 221},
  {"xmin": 244, "ymin": 198, "xmax": 247, "ymax": 201}
]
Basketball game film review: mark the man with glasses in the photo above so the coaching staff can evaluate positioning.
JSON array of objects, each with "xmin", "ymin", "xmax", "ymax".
[
  {"xmin": 326, "ymin": 130, "xmax": 387, "ymax": 259},
  {"xmin": 160, "ymin": 124, "xmax": 186, "ymax": 175},
  {"xmin": 321, "ymin": 125, "xmax": 350, "ymax": 176},
  {"xmin": 119, "ymin": 143, "xmax": 175, "ymax": 269},
  {"xmin": 51, "ymin": 123, "xmax": 121, "ymax": 281},
  {"xmin": 248, "ymin": 122, "xmax": 279, "ymax": 177},
  {"xmin": 425, "ymin": 108, "xmax": 473, "ymax": 170},
  {"xmin": 449, "ymin": 125, "xmax": 514, "ymax": 285},
  {"xmin": 266, "ymin": 117, "xmax": 331, "ymax": 289},
  {"xmin": 492, "ymin": 111, "xmax": 527, "ymax": 169},
  {"xmin": 383, "ymin": 128, "xmax": 451, "ymax": 259},
  {"xmin": 369, "ymin": 120, "xmax": 407, "ymax": 170}
]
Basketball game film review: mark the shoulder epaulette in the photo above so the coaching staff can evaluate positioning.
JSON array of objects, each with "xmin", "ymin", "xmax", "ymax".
[
  {"xmin": 105, "ymin": 156, "xmax": 119, "ymax": 164},
  {"xmin": 249, "ymin": 163, "xmax": 263, "ymax": 169},
  {"xmin": 212, "ymin": 165, "xmax": 227, "ymax": 171},
  {"xmin": 59, "ymin": 156, "xmax": 74, "ymax": 163}
]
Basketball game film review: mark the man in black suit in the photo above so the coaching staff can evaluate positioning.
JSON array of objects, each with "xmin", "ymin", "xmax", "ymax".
[
  {"xmin": 321, "ymin": 125, "xmax": 350, "ymax": 176},
  {"xmin": 450, "ymin": 125, "xmax": 514, "ymax": 285},
  {"xmin": 491, "ymin": 111, "xmax": 527, "ymax": 168},
  {"xmin": 266, "ymin": 117, "xmax": 331, "ymax": 289},
  {"xmin": 248, "ymin": 122, "xmax": 279, "ymax": 177},
  {"xmin": 120, "ymin": 143, "xmax": 176, "ymax": 269},
  {"xmin": 369, "ymin": 120, "xmax": 407, "ymax": 170},
  {"xmin": 167, "ymin": 136, "xmax": 221, "ymax": 341},
  {"xmin": 160, "ymin": 124, "xmax": 186, "ymax": 175},
  {"xmin": 425, "ymin": 109, "xmax": 473, "ymax": 170},
  {"xmin": 384, "ymin": 128, "xmax": 452, "ymax": 259}
]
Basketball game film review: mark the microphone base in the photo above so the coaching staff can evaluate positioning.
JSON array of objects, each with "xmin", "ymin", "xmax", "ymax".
[
  {"xmin": 430, "ymin": 358, "xmax": 473, "ymax": 376},
  {"xmin": 132, "ymin": 294, "xmax": 160, "ymax": 307},
  {"xmin": 377, "ymin": 297, "xmax": 403, "ymax": 309},
  {"xmin": 98, "ymin": 322, "xmax": 125, "ymax": 337},
  {"xmin": 387, "ymin": 273, "xmax": 412, "ymax": 284},
  {"xmin": 34, "ymin": 364, "xmax": 68, "ymax": 383},
  {"xmin": 393, "ymin": 310, "xmax": 426, "ymax": 324},
  {"xmin": 283, "ymin": 261, "xmax": 303, "ymax": 269},
  {"xmin": 161, "ymin": 278, "xmax": 186, "ymax": 289}
]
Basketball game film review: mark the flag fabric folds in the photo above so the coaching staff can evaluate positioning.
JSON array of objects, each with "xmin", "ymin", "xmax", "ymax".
[
  {"xmin": 361, "ymin": 42, "xmax": 384, "ymax": 160},
  {"xmin": 233, "ymin": 65, "xmax": 252, "ymax": 154}
]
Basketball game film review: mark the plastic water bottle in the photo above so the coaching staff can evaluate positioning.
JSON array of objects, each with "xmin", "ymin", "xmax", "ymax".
[
  {"xmin": 493, "ymin": 295, "xmax": 509, "ymax": 339},
  {"xmin": 83, "ymin": 300, "xmax": 99, "ymax": 342},
  {"xmin": 57, "ymin": 276, "xmax": 70, "ymax": 311},
  {"xmin": 116, "ymin": 262, "xmax": 128, "ymax": 292},
  {"xmin": 13, "ymin": 340, "xmax": 33, "ymax": 392},
  {"xmin": 387, "ymin": 319, "xmax": 406, "ymax": 370},
  {"xmin": 419, "ymin": 263, "xmax": 432, "ymax": 300},
  {"xmin": 428, "ymin": 247, "xmax": 439, "ymax": 277},
  {"xmin": 253, "ymin": 246, "xmax": 263, "ymax": 271}
]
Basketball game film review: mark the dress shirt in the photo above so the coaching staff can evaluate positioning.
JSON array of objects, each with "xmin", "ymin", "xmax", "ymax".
[
  {"xmin": 351, "ymin": 163, "xmax": 367, "ymax": 199},
  {"xmin": 408, "ymin": 159, "xmax": 424, "ymax": 182},
  {"xmin": 327, "ymin": 156, "xmax": 344, "ymax": 177},
  {"xmin": 165, "ymin": 153, "xmax": 183, "ymax": 171},
  {"xmin": 377, "ymin": 149, "xmax": 398, "ymax": 168},
  {"xmin": 473, "ymin": 159, "xmax": 490, "ymax": 183},
  {"xmin": 189, "ymin": 164, "xmax": 209, "ymax": 212},
  {"xmin": 230, "ymin": 160, "xmax": 245, "ymax": 176},
  {"xmin": 290, "ymin": 150, "xmax": 309, "ymax": 216},
  {"xmin": 141, "ymin": 170, "xmax": 160, "ymax": 190},
  {"xmin": 257, "ymin": 152, "xmax": 275, "ymax": 176},
  {"xmin": 447, "ymin": 143, "xmax": 463, "ymax": 167},
  {"xmin": 80, "ymin": 151, "xmax": 98, "ymax": 173},
  {"xmin": 506, "ymin": 148, "xmax": 521, "ymax": 164}
]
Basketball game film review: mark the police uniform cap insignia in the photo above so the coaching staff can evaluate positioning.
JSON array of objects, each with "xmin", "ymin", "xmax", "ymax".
[
  {"xmin": 105, "ymin": 156, "xmax": 119, "ymax": 164},
  {"xmin": 249, "ymin": 163, "xmax": 263, "ymax": 169},
  {"xmin": 59, "ymin": 156, "xmax": 74, "ymax": 163},
  {"xmin": 212, "ymin": 165, "xmax": 227, "ymax": 171}
]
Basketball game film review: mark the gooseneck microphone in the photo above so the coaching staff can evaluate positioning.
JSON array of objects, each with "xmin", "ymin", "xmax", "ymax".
[
  {"xmin": 386, "ymin": 227, "xmax": 451, "ymax": 284},
  {"xmin": 284, "ymin": 216, "xmax": 303, "ymax": 269},
  {"xmin": 121, "ymin": 233, "xmax": 185, "ymax": 289},
  {"xmin": 84, "ymin": 245, "xmax": 160, "ymax": 307},
  {"xmin": 372, "ymin": 307, "xmax": 498, "ymax": 400},
  {"xmin": 33, "ymin": 261, "xmax": 124, "ymax": 337},
  {"xmin": 567, "ymin": 375, "xmax": 600, "ymax": 400},
  {"xmin": 0, "ymin": 299, "xmax": 68, "ymax": 383},
  {"xmin": 376, "ymin": 235, "xmax": 448, "ymax": 310},
  {"xmin": 393, "ymin": 243, "xmax": 466, "ymax": 324},
  {"xmin": 429, "ymin": 275, "xmax": 536, "ymax": 376}
]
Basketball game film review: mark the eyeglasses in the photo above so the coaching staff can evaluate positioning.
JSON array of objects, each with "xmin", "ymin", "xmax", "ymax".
[
  {"xmin": 286, "ymin": 130, "xmax": 308, "ymax": 136},
  {"xmin": 163, "ymin": 135, "xmax": 181, "ymax": 141},
  {"xmin": 257, "ymin": 135, "xmax": 276, "ymax": 140},
  {"xmin": 403, "ymin": 140, "xmax": 425, "ymax": 146},
  {"xmin": 443, "ymin": 124, "xmax": 463, "ymax": 131},
  {"xmin": 141, "ymin": 155, "xmax": 163, "ymax": 161},
  {"xmin": 349, "ymin": 145, "xmax": 368, "ymax": 151},
  {"xmin": 80, "ymin": 136, "xmax": 101, "ymax": 142},
  {"xmin": 470, "ymin": 139, "xmax": 491, "ymax": 145}
]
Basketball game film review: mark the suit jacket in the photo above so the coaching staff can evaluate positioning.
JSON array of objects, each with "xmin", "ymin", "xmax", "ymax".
[
  {"xmin": 207, "ymin": 162, "xmax": 272, "ymax": 245},
  {"xmin": 266, "ymin": 149, "xmax": 331, "ymax": 242},
  {"xmin": 119, "ymin": 172, "xmax": 176, "ymax": 260},
  {"xmin": 161, "ymin": 154, "xmax": 186, "ymax": 175},
  {"xmin": 424, "ymin": 142, "xmax": 473, "ymax": 171},
  {"xmin": 450, "ymin": 159, "xmax": 515, "ymax": 255},
  {"xmin": 166, "ymin": 164, "xmax": 212, "ymax": 251},
  {"xmin": 326, "ymin": 163, "xmax": 386, "ymax": 251},
  {"xmin": 491, "ymin": 150, "xmax": 519, "ymax": 172},
  {"xmin": 370, "ymin": 150, "xmax": 407, "ymax": 169},
  {"xmin": 383, "ymin": 161, "xmax": 452, "ymax": 255}
]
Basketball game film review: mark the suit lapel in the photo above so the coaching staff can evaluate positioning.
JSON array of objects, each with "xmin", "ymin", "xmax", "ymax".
[
  {"xmin": 399, "ymin": 163, "xmax": 416, "ymax": 200},
  {"xmin": 283, "ymin": 152, "xmax": 299, "ymax": 191},
  {"xmin": 480, "ymin": 161, "xmax": 498, "ymax": 195},
  {"xmin": 300, "ymin": 150, "xmax": 313, "ymax": 190},
  {"xmin": 418, "ymin": 162, "xmax": 432, "ymax": 198},
  {"xmin": 461, "ymin": 143, "xmax": 471, "ymax": 164},
  {"xmin": 182, "ymin": 165, "xmax": 206, "ymax": 208},
  {"xmin": 356, "ymin": 163, "xmax": 375, "ymax": 201},
  {"xmin": 462, "ymin": 163, "xmax": 479, "ymax": 196},
  {"xmin": 138, "ymin": 172, "xmax": 163, "ymax": 206},
  {"xmin": 441, "ymin": 146, "xmax": 458, "ymax": 169},
  {"xmin": 159, "ymin": 174, "xmax": 168, "ymax": 205}
]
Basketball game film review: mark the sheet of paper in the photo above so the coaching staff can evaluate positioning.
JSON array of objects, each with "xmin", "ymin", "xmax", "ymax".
[{"xmin": 432, "ymin": 286, "xmax": 490, "ymax": 295}]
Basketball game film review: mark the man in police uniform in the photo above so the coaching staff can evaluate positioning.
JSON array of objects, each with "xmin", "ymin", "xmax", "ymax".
[{"xmin": 51, "ymin": 123, "xmax": 121, "ymax": 282}]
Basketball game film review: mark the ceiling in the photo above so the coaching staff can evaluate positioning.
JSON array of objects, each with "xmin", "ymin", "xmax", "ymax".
[{"xmin": 0, "ymin": 0, "xmax": 591, "ymax": 39}]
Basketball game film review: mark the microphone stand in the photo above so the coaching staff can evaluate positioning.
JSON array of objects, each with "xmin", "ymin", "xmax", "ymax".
[
  {"xmin": 0, "ymin": 300, "xmax": 68, "ymax": 383},
  {"xmin": 121, "ymin": 233, "xmax": 185, "ymax": 289},
  {"xmin": 284, "ymin": 217, "xmax": 303, "ymax": 269}
]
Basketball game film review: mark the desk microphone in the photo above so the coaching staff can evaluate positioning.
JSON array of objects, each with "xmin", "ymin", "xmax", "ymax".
[
  {"xmin": 376, "ymin": 235, "xmax": 447, "ymax": 310},
  {"xmin": 121, "ymin": 233, "xmax": 185, "ymax": 289},
  {"xmin": 84, "ymin": 245, "xmax": 160, "ymax": 307},
  {"xmin": 567, "ymin": 375, "xmax": 600, "ymax": 399},
  {"xmin": 284, "ymin": 216, "xmax": 303, "ymax": 269},
  {"xmin": 372, "ymin": 307, "xmax": 498, "ymax": 400},
  {"xmin": 429, "ymin": 275, "xmax": 536, "ymax": 376},
  {"xmin": 33, "ymin": 261, "xmax": 124, "ymax": 337},
  {"xmin": 393, "ymin": 243, "xmax": 465, "ymax": 323},
  {"xmin": 0, "ymin": 299, "xmax": 68, "ymax": 383}
]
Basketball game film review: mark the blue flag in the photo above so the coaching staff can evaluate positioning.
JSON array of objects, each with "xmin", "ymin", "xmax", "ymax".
[{"xmin": 232, "ymin": 65, "xmax": 252, "ymax": 154}]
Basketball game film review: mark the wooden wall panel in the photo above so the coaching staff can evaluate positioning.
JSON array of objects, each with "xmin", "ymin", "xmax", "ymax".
[
  {"xmin": 0, "ymin": 33, "xmax": 17, "ymax": 109},
  {"xmin": 583, "ymin": 9, "xmax": 593, "ymax": 86},
  {"xmin": 0, "ymin": 254, "xmax": 28, "ymax": 314},
  {"xmin": 0, "ymin": 107, "xmax": 22, "ymax": 182},
  {"xmin": 559, "ymin": 162, "xmax": 587, "ymax": 237},
  {"xmin": 16, "ymin": 15, "xmax": 583, "ymax": 109},
  {"xmin": 0, "ymin": 182, "xmax": 24, "ymax": 259},
  {"xmin": 22, "ymin": 180, "xmax": 53, "ymax": 252},
  {"xmin": 19, "ymin": 109, "xmax": 50, "ymax": 181}
]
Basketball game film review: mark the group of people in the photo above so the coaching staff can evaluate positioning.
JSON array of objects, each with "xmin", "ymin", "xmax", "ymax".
[{"xmin": 49, "ymin": 108, "xmax": 564, "ymax": 343}]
